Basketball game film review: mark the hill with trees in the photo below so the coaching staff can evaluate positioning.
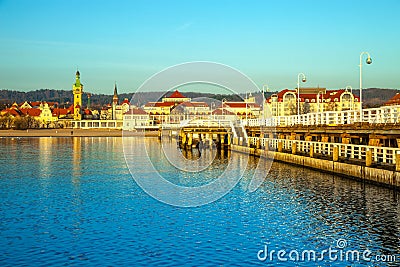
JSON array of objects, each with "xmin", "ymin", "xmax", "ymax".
[{"xmin": 0, "ymin": 88, "xmax": 398, "ymax": 109}]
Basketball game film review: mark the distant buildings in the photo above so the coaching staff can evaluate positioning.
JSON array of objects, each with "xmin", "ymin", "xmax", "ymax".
[
  {"xmin": 385, "ymin": 93, "xmax": 400, "ymax": 106},
  {"xmin": 266, "ymin": 87, "xmax": 360, "ymax": 116},
  {"xmin": 143, "ymin": 90, "xmax": 208, "ymax": 116},
  {"xmin": 0, "ymin": 69, "xmax": 372, "ymax": 130},
  {"xmin": 215, "ymin": 93, "xmax": 260, "ymax": 119}
]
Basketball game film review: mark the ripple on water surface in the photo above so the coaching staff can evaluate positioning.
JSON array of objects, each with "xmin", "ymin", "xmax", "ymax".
[{"xmin": 0, "ymin": 137, "xmax": 399, "ymax": 266}]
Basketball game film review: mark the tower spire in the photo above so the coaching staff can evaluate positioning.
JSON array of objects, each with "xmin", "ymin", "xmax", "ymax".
[{"xmin": 113, "ymin": 82, "xmax": 119, "ymax": 104}]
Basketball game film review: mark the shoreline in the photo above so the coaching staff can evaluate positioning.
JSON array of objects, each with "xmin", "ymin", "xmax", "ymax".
[{"xmin": 0, "ymin": 129, "xmax": 159, "ymax": 137}]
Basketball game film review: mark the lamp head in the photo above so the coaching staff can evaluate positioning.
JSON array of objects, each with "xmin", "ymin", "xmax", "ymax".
[
  {"xmin": 302, "ymin": 77, "xmax": 307, "ymax": 83},
  {"xmin": 366, "ymin": 57, "xmax": 372, "ymax": 64}
]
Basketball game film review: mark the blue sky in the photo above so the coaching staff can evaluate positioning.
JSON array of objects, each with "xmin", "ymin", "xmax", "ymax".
[{"xmin": 0, "ymin": 0, "xmax": 399, "ymax": 94}]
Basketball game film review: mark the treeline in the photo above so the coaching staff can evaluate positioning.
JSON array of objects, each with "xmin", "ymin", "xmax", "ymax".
[
  {"xmin": 0, "ymin": 88, "xmax": 398, "ymax": 108},
  {"xmin": 0, "ymin": 115, "xmax": 40, "ymax": 130},
  {"xmin": 0, "ymin": 89, "xmax": 246, "ymax": 108}
]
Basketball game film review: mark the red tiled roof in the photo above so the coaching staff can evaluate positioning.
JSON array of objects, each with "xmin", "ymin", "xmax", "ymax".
[
  {"xmin": 20, "ymin": 108, "xmax": 41, "ymax": 116},
  {"xmin": 2, "ymin": 108, "xmax": 22, "ymax": 117},
  {"xmin": 125, "ymin": 108, "xmax": 148, "ymax": 115},
  {"xmin": 122, "ymin": 98, "xmax": 130, "ymax": 104},
  {"xmin": 52, "ymin": 108, "xmax": 70, "ymax": 116},
  {"xmin": 267, "ymin": 89, "xmax": 359, "ymax": 103},
  {"xmin": 179, "ymin": 101, "xmax": 208, "ymax": 107},
  {"xmin": 218, "ymin": 102, "xmax": 260, "ymax": 109},
  {"xmin": 211, "ymin": 108, "xmax": 236, "ymax": 115},
  {"xmin": 145, "ymin": 101, "xmax": 177, "ymax": 107},
  {"xmin": 84, "ymin": 109, "xmax": 92, "ymax": 115},
  {"xmin": 167, "ymin": 90, "xmax": 186, "ymax": 98},
  {"xmin": 385, "ymin": 93, "xmax": 400, "ymax": 106}
]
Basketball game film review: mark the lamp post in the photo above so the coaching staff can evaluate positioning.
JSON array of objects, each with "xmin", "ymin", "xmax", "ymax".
[
  {"xmin": 262, "ymin": 85, "xmax": 269, "ymax": 123},
  {"xmin": 359, "ymin": 52, "xmax": 372, "ymax": 122},
  {"xmin": 222, "ymin": 98, "xmax": 227, "ymax": 117},
  {"xmin": 245, "ymin": 91, "xmax": 248, "ymax": 123},
  {"xmin": 211, "ymin": 102, "xmax": 215, "ymax": 120},
  {"xmin": 297, "ymin": 73, "xmax": 307, "ymax": 121}
]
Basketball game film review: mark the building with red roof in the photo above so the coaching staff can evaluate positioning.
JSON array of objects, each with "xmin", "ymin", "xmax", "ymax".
[
  {"xmin": 266, "ymin": 88, "xmax": 360, "ymax": 116},
  {"xmin": 123, "ymin": 107, "xmax": 152, "ymax": 130},
  {"xmin": 143, "ymin": 90, "xmax": 194, "ymax": 115},
  {"xmin": 215, "ymin": 94, "xmax": 261, "ymax": 119},
  {"xmin": 385, "ymin": 93, "xmax": 400, "ymax": 106}
]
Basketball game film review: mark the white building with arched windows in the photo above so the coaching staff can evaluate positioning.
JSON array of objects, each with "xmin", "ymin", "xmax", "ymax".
[{"xmin": 266, "ymin": 87, "xmax": 360, "ymax": 116}]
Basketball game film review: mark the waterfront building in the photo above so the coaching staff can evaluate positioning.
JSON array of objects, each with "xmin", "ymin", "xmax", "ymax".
[
  {"xmin": 100, "ymin": 83, "xmax": 132, "ymax": 120},
  {"xmin": 385, "ymin": 93, "xmax": 400, "ymax": 106},
  {"xmin": 266, "ymin": 87, "xmax": 360, "ymax": 116},
  {"xmin": 143, "ymin": 90, "xmax": 209, "ymax": 124},
  {"xmin": 72, "ymin": 70, "xmax": 83, "ymax": 120},
  {"xmin": 216, "ymin": 94, "xmax": 260, "ymax": 119},
  {"xmin": 38, "ymin": 102, "xmax": 58, "ymax": 126},
  {"xmin": 122, "ymin": 107, "xmax": 152, "ymax": 130},
  {"xmin": 0, "ymin": 101, "xmax": 67, "ymax": 127},
  {"xmin": 143, "ymin": 90, "xmax": 192, "ymax": 115}
]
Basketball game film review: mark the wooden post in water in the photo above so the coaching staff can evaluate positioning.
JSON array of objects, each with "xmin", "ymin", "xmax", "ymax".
[
  {"xmin": 292, "ymin": 141, "xmax": 297, "ymax": 155},
  {"xmin": 209, "ymin": 134, "xmax": 214, "ymax": 149},
  {"xmin": 396, "ymin": 152, "xmax": 400, "ymax": 172},
  {"xmin": 366, "ymin": 149, "xmax": 372, "ymax": 167},
  {"xmin": 182, "ymin": 133, "xmax": 187, "ymax": 146},
  {"xmin": 233, "ymin": 137, "xmax": 238, "ymax": 145},
  {"xmin": 278, "ymin": 140, "xmax": 283, "ymax": 152},
  {"xmin": 187, "ymin": 133, "xmax": 193, "ymax": 148},
  {"xmin": 333, "ymin": 146, "xmax": 339, "ymax": 162}
]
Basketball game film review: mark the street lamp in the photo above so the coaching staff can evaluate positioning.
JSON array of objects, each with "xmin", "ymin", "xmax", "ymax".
[
  {"xmin": 359, "ymin": 52, "xmax": 372, "ymax": 122},
  {"xmin": 262, "ymin": 85, "xmax": 269, "ymax": 122},
  {"xmin": 297, "ymin": 73, "xmax": 307, "ymax": 119},
  {"xmin": 211, "ymin": 102, "xmax": 215, "ymax": 120},
  {"xmin": 222, "ymin": 98, "xmax": 227, "ymax": 117}
]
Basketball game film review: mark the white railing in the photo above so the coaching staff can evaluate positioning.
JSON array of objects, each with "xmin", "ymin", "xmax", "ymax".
[
  {"xmin": 244, "ymin": 105, "xmax": 400, "ymax": 127},
  {"xmin": 179, "ymin": 119, "xmax": 233, "ymax": 128},
  {"xmin": 247, "ymin": 137, "xmax": 400, "ymax": 165},
  {"xmin": 72, "ymin": 120, "xmax": 123, "ymax": 129}
]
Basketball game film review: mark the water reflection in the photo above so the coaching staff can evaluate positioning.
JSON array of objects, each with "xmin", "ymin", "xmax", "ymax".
[{"xmin": 0, "ymin": 137, "xmax": 399, "ymax": 266}]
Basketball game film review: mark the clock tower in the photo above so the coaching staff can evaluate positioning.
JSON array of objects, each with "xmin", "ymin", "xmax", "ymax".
[{"xmin": 73, "ymin": 70, "xmax": 83, "ymax": 120}]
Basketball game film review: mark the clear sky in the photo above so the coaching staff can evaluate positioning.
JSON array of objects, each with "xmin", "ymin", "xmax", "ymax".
[{"xmin": 0, "ymin": 0, "xmax": 399, "ymax": 94}]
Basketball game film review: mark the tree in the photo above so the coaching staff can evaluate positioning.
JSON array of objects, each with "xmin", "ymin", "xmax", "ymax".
[
  {"xmin": 13, "ymin": 116, "xmax": 39, "ymax": 130},
  {"xmin": 0, "ymin": 115, "xmax": 13, "ymax": 129}
]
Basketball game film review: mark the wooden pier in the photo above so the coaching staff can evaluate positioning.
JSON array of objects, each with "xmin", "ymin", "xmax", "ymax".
[{"xmin": 159, "ymin": 118, "xmax": 400, "ymax": 189}]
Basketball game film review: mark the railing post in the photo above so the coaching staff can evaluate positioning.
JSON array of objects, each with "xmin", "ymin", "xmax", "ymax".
[
  {"xmin": 366, "ymin": 149, "xmax": 372, "ymax": 167},
  {"xmin": 256, "ymin": 138, "xmax": 261, "ymax": 149},
  {"xmin": 396, "ymin": 151, "xmax": 400, "ymax": 172},
  {"xmin": 292, "ymin": 141, "xmax": 297, "ymax": 155},
  {"xmin": 310, "ymin": 144, "xmax": 314, "ymax": 158},
  {"xmin": 278, "ymin": 140, "xmax": 283, "ymax": 152},
  {"xmin": 333, "ymin": 145, "xmax": 339, "ymax": 162}
]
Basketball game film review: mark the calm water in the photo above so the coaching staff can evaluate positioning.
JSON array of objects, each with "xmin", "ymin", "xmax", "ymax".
[{"xmin": 0, "ymin": 137, "xmax": 399, "ymax": 266}]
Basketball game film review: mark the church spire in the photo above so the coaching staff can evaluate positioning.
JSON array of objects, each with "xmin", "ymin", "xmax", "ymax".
[{"xmin": 113, "ymin": 82, "xmax": 119, "ymax": 104}]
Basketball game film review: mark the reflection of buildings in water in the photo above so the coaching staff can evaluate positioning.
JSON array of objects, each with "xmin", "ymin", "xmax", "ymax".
[
  {"xmin": 38, "ymin": 137, "xmax": 54, "ymax": 179},
  {"xmin": 72, "ymin": 137, "xmax": 81, "ymax": 182},
  {"xmin": 271, "ymin": 163, "xmax": 400, "ymax": 252}
]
